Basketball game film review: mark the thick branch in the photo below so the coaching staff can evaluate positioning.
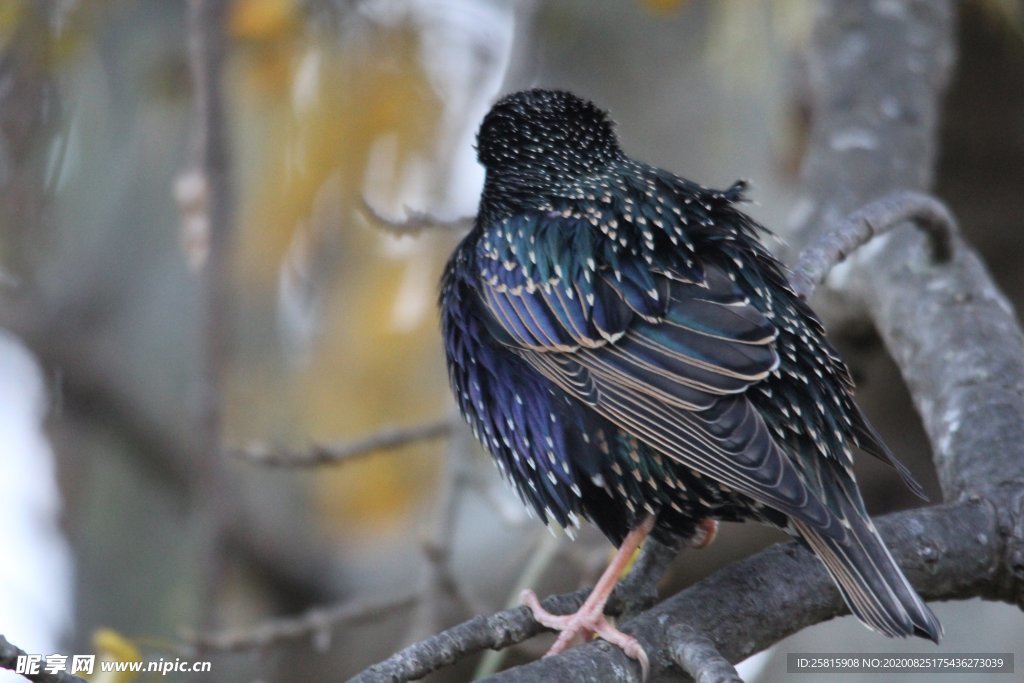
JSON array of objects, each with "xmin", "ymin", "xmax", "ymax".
[
  {"xmin": 788, "ymin": 0, "xmax": 1024, "ymax": 504},
  {"xmin": 858, "ymin": 242, "xmax": 1024, "ymax": 501},
  {"xmin": 668, "ymin": 625, "xmax": 741, "ymax": 683},
  {"xmin": 353, "ymin": 500, "xmax": 999, "ymax": 682}
]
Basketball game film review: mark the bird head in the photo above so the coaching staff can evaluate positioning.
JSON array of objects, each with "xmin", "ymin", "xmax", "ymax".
[{"xmin": 476, "ymin": 89, "xmax": 623, "ymax": 194}]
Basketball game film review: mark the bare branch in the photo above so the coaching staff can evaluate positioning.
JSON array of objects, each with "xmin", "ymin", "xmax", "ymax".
[
  {"xmin": 0, "ymin": 635, "xmax": 87, "ymax": 683},
  {"xmin": 783, "ymin": 0, "xmax": 1024, "ymax": 504},
  {"xmin": 355, "ymin": 497, "xmax": 1006, "ymax": 682},
  {"xmin": 185, "ymin": 593, "xmax": 417, "ymax": 654},
  {"xmin": 350, "ymin": 588, "xmax": 598, "ymax": 683},
  {"xmin": 229, "ymin": 418, "xmax": 455, "ymax": 467},
  {"xmin": 359, "ymin": 195, "xmax": 473, "ymax": 234},
  {"xmin": 668, "ymin": 625, "xmax": 741, "ymax": 683},
  {"xmin": 859, "ymin": 229, "xmax": 1024, "ymax": 501},
  {"xmin": 478, "ymin": 501, "xmax": 1002, "ymax": 682},
  {"xmin": 789, "ymin": 191, "xmax": 957, "ymax": 300}
]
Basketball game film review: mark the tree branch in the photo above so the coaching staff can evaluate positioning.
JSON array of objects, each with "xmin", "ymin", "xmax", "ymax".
[
  {"xmin": 616, "ymin": 537, "xmax": 678, "ymax": 618},
  {"xmin": 185, "ymin": 592, "xmax": 417, "ymax": 654},
  {"xmin": 349, "ymin": 587, "xmax": 598, "ymax": 683},
  {"xmin": 359, "ymin": 195, "xmax": 473, "ymax": 234},
  {"xmin": 353, "ymin": 499, "xmax": 1005, "ymax": 682},
  {"xmin": 789, "ymin": 190, "xmax": 956, "ymax": 300},
  {"xmin": 784, "ymin": 0, "xmax": 1024, "ymax": 507},
  {"xmin": 668, "ymin": 625, "xmax": 741, "ymax": 683},
  {"xmin": 229, "ymin": 418, "xmax": 455, "ymax": 467},
  {"xmin": 478, "ymin": 501, "xmax": 1000, "ymax": 682},
  {"xmin": 0, "ymin": 635, "xmax": 87, "ymax": 683}
]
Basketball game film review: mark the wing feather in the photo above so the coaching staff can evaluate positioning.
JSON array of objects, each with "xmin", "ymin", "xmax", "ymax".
[
  {"xmin": 523, "ymin": 349, "xmax": 844, "ymax": 538},
  {"xmin": 475, "ymin": 213, "xmax": 843, "ymax": 538}
]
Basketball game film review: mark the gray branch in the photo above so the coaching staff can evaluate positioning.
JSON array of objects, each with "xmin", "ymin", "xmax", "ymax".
[
  {"xmin": 0, "ymin": 635, "xmax": 87, "ymax": 683},
  {"xmin": 350, "ymin": 588, "xmax": 597, "ymax": 683},
  {"xmin": 479, "ymin": 502, "xmax": 1001, "ymax": 682},
  {"xmin": 359, "ymin": 195, "xmax": 473, "ymax": 234},
  {"xmin": 668, "ymin": 625, "xmax": 742, "ymax": 683},
  {"xmin": 616, "ymin": 537, "xmax": 679, "ymax": 618},
  {"xmin": 186, "ymin": 593, "xmax": 417, "ymax": 653},
  {"xmin": 229, "ymin": 418, "xmax": 455, "ymax": 467},
  {"xmin": 789, "ymin": 190, "xmax": 956, "ymax": 300}
]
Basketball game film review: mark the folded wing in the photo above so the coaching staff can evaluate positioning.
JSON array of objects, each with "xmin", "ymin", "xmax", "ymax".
[{"xmin": 475, "ymin": 216, "xmax": 845, "ymax": 540}]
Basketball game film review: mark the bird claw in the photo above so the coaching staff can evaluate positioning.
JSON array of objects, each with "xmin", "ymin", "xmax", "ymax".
[
  {"xmin": 690, "ymin": 518, "xmax": 719, "ymax": 549},
  {"xmin": 521, "ymin": 589, "xmax": 650, "ymax": 680}
]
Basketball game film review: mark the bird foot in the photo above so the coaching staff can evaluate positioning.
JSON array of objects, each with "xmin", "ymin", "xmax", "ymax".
[
  {"xmin": 521, "ymin": 588, "xmax": 650, "ymax": 679},
  {"xmin": 690, "ymin": 518, "xmax": 719, "ymax": 549}
]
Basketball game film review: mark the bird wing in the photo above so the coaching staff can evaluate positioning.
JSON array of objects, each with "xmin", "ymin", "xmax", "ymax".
[{"xmin": 475, "ymin": 213, "xmax": 845, "ymax": 538}]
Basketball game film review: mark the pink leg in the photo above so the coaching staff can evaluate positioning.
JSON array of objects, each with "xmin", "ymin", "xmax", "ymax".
[
  {"xmin": 521, "ymin": 516, "xmax": 656, "ymax": 679},
  {"xmin": 691, "ymin": 518, "xmax": 719, "ymax": 549}
]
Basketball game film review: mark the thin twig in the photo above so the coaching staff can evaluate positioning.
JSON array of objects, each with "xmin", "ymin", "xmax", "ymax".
[
  {"xmin": 359, "ymin": 194, "xmax": 473, "ymax": 234},
  {"xmin": 229, "ymin": 418, "xmax": 455, "ymax": 467},
  {"xmin": 0, "ymin": 635, "xmax": 88, "ymax": 683},
  {"xmin": 789, "ymin": 190, "xmax": 957, "ymax": 300},
  {"xmin": 184, "ymin": 592, "xmax": 417, "ymax": 654},
  {"xmin": 668, "ymin": 625, "xmax": 741, "ymax": 683}
]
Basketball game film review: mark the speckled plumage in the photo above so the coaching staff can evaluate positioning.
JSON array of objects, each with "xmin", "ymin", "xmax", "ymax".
[{"xmin": 440, "ymin": 89, "xmax": 941, "ymax": 642}]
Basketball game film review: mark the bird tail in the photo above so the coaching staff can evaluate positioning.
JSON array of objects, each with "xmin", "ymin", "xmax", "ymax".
[{"xmin": 793, "ymin": 492, "xmax": 942, "ymax": 643}]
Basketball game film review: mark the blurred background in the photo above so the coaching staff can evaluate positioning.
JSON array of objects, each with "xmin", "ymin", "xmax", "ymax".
[{"xmin": 1, "ymin": 0, "xmax": 1023, "ymax": 681}]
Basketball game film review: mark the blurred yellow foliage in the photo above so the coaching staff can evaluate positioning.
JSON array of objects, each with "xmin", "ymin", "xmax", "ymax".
[
  {"xmin": 0, "ymin": 0, "xmax": 86, "ymax": 72},
  {"xmin": 229, "ymin": 0, "xmax": 299, "ymax": 41},
  {"xmin": 89, "ymin": 628, "xmax": 142, "ymax": 683},
  {"xmin": 227, "ymin": 11, "xmax": 454, "ymax": 538},
  {"xmin": 0, "ymin": 1, "xmax": 23, "ymax": 37}
]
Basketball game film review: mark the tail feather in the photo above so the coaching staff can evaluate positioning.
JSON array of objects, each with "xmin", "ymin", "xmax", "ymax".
[{"xmin": 794, "ymin": 498, "xmax": 942, "ymax": 642}]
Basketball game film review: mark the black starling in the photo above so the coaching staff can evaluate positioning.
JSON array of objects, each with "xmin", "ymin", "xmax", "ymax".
[{"xmin": 439, "ymin": 89, "xmax": 941, "ymax": 673}]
